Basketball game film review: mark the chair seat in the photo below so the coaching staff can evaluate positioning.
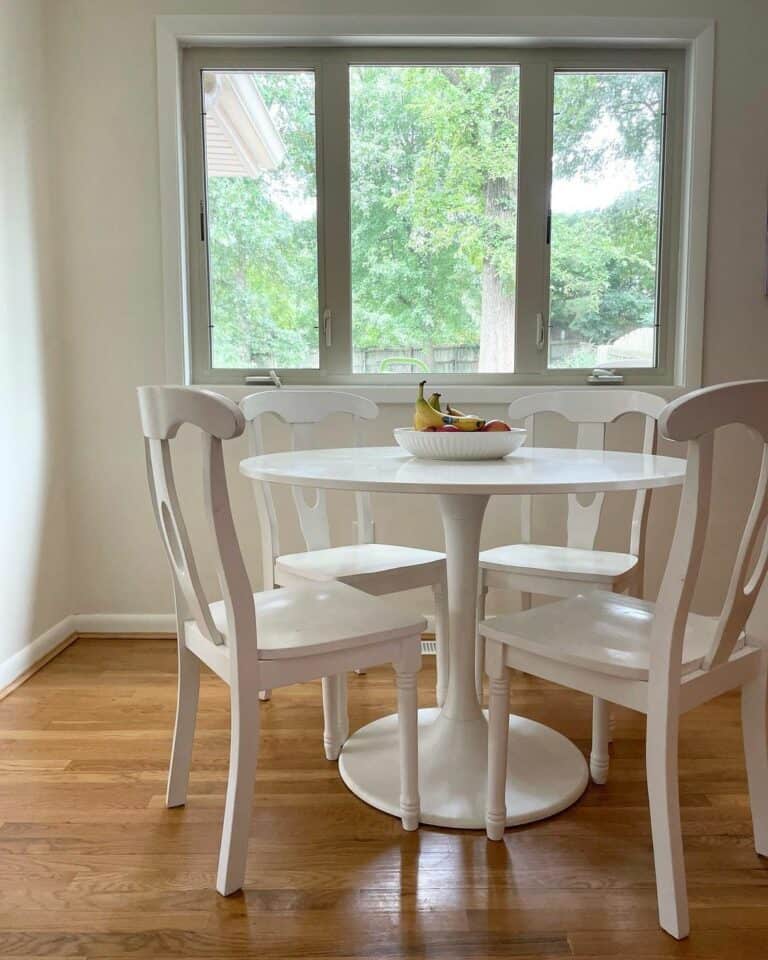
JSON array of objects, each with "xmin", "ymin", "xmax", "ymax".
[
  {"xmin": 481, "ymin": 590, "xmax": 746, "ymax": 681},
  {"xmin": 187, "ymin": 581, "xmax": 426, "ymax": 661},
  {"xmin": 479, "ymin": 543, "xmax": 638, "ymax": 583},
  {"xmin": 275, "ymin": 543, "xmax": 445, "ymax": 585}
]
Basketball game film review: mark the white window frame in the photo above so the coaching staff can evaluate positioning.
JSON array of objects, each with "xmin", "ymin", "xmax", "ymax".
[{"xmin": 156, "ymin": 15, "xmax": 715, "ymax": 399}]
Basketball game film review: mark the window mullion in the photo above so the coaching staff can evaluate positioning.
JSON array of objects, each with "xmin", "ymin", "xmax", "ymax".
[
  {"xmin": 318, "ymin": 60, "xmax": 352, "ymax": 375},
  {"xmin": 514, "ymin": 59, "xmax": 552, "ymax": 374}
]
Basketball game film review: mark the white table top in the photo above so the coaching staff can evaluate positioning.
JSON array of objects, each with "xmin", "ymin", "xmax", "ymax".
[{"xmin": 239, "ymin": 446, "xmax": 686, "ymax": 496}]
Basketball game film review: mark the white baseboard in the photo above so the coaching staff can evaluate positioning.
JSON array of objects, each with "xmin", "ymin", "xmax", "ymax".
[
  {"xmin": 0, "ymin": 607, "xmax": 435, "ymax": 693},
  {"xmin": 0, "ymin": 615, "xmax": 76, "ymax": 690},
  {"xmin": 73, "ymin": 613, "xmax": 177, "ymax": 634},
  {"xmin": 72, "ymin": 612, "xmax": 435, "ymax": 638}
]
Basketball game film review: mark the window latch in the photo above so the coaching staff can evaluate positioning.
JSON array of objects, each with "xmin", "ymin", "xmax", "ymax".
[
  {"xmin": 587, "ymin": 368, "xmax": 624, "ymax": 385},
  {"xmin": 323, "ymin": 308, "xmax": 332, "ymax": 347},
  {"xmin": 535, "ymin": 313, "xmax": 546, "ymax": 351}
]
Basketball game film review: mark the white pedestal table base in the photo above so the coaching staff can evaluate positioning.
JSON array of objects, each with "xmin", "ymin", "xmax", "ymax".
[{"xmin": 338, "ymin": 706, "xmax": 588, "ymax": 829}]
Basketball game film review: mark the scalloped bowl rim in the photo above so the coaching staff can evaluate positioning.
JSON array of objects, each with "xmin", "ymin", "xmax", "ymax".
[{"xmin": 393, "ymin": 426, "xmax": 527, "ymax": 461}]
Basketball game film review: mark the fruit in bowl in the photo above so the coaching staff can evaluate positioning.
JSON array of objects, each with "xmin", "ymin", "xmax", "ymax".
[
  {"xmin": 413, "ymin": 381, "xmax": 485, "ymax": 431},
  {"xmin": 413, "ymin": 381, "xmax": 515, "ymax": 433},
  {"xmin": 398, "ymin": 381, "xmax": 525, "ymax": 460}
]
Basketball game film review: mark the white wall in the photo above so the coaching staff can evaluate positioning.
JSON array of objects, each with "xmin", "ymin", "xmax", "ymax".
[
  {"xmin": 45, "ymin": 1, "xmax": 768, "ymax": 628},
  {"xmin": 0, "ymin": 0, "xmax": 72, "ymax": 672}
]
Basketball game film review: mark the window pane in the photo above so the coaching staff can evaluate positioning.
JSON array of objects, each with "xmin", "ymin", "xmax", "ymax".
[
  {"xmin": 202, "ymin": 70, "xmax": 319, "ymax": 369},
  {"xmin": 548, "ymin": 71, "xmax": 665, "ymax": 369},
  {"xmin": 350, "ymin": 65, "xmax": 520, "ymax": 375}
]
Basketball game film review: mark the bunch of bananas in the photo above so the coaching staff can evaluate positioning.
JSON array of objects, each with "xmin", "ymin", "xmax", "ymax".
[
  {"xmin": 413, "ymin": 380, "xmax": 484, "ymax": 431},
  {"xmin": 413, "ymin": 381, "xmax": 512, "ymax": 433}
]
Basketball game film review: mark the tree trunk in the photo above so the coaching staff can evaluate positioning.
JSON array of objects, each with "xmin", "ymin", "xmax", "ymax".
[{"xmin": 479, "ymin": 180, "xmax": 516, "ymax": 372}]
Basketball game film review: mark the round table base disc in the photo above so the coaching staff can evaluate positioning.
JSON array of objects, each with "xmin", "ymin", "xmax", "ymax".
[{"xmin": 338, "ymin": 707, "xmax": 589, "ymax": 830}]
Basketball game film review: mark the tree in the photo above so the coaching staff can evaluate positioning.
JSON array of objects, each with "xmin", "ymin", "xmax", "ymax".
[
  {"xmin": 350, "ymin": 65, "xmax": 519, "ymax": 368},
  {"xmin": 548, "ymin": 72, "xmax": 664, "ymax": 363},
  {"xmin": 206, "ymin": 71, "xmax": 318, "ymax": 368},
  {"xmin": 205, "ymin": 66, "xmax": 665, "ymax": 372}
]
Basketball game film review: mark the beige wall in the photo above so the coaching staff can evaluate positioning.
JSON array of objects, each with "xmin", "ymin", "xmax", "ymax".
[
  {"xmin": 45, "ymin": 1, "xmax": 768, "ymax": 627},
  {"xmin": 0, "ymin": 0, "xmax": 72, "ymax": 664}
]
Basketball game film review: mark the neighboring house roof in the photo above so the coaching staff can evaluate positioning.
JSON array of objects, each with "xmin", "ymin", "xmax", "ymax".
[{"xmin": 203, "ymin": 73, "xmax": 286, "ymax": 178}]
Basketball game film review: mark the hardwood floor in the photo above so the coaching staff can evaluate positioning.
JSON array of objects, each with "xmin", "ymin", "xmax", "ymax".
[{"xmin": 0, "ymin": 637, "xmax": 765, "ymax": 958}]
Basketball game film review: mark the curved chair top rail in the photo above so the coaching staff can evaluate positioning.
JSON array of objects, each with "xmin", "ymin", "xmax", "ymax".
[
  {"xmin": 660, "ymin": 380, "xmax": 768, "ymax": 443},
  {"xmin": 508, "ymin": 389, "xmax": 666, "ymax": 424},
  {"xmin": 138, "ymin": 386, "xmax": 245, "ymax": 441},
  {"xmin": 240, "ymin": 389, "xmax": 378, "ymax": 426}
]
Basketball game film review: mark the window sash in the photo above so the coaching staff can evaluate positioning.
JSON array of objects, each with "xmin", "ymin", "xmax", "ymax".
[{"xmin": 182, "ymin": 46, "xmax": 684, "ymax": 385}]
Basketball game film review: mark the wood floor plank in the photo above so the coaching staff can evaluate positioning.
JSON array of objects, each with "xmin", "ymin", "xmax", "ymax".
[{"xmin": 0, "ymin": 637, "xmax": 765, "ymax": 958}]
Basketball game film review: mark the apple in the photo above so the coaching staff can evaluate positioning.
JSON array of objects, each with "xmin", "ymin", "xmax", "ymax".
[
  {"xmin": 422, "ymin": 426, "xmax": 437, "ymax": 432},
  {"xmin": 482, "ymin": 420, "xmax": 512, "ymax": 432},
  {"xmin": 436, "ymin": 424, "xmax": 460, "ymax": 432}
]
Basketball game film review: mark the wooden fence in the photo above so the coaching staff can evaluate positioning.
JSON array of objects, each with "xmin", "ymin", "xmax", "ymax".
[{"xmin": 353, "ymin": 345, "xmax": 480, "ymax": 374}]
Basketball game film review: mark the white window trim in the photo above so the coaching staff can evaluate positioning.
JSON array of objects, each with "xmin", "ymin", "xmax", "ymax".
[{"xmin": 156, "ymin": 14, "xmax": 714, "ymax": 399}]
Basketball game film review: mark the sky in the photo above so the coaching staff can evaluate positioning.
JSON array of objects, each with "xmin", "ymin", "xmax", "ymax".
[{"xmin": 552, "ymin": 118, "xmax": 645, "ymax": 213}]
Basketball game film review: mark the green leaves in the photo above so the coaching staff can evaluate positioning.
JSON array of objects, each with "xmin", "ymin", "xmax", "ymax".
[
  {"xmin": 349, "ymin": 65, "xmax": 520, "ymax": 354},
  {"xmin": 204, "ymin": 65, "xmax": 664, "ymax": 371}
]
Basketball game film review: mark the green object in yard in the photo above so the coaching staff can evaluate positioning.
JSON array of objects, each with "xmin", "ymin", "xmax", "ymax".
[{"xmin": 379, "ymin": 356, "xmax": 430, "ymax": 373}]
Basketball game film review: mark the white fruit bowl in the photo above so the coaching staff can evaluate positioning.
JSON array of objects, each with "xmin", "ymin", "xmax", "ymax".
[{"xmin": 394, "ymin": 427, "xmax": 527, "ymax": 461}]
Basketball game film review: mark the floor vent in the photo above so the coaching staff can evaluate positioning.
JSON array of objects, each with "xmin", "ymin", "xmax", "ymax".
[{"xmin": 420, "ymin": 639, "xmax": 437, "ymax": 656}]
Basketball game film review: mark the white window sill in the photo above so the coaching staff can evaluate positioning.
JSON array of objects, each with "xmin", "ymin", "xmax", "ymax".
[{"xmin": 204, "ymin": 383, "xmax": 685, "ymax": 405}]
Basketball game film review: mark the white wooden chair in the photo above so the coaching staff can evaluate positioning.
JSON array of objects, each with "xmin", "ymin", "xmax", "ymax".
[
  {"xmin": 476, "ymin": 389, "xmax": 666, "ymax": 783},
  {"xmin": 138, "ymin": 386, "xmax": 423, "ymax": 896},
  {"xmin": 482, "ymin": 380, "xmax": 768, "ymax": 939},
  {"xmin": 240, "ymin": 390, "xmax": 449, "ymax": 709}
]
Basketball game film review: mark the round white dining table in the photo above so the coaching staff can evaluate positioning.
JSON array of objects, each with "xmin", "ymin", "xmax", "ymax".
[{"xmin": 240, "ymin": 445, "xmax": 686, "ymax": 830}]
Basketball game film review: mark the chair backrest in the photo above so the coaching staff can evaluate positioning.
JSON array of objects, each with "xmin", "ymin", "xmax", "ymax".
[
  {"xmin": 654, "ymin": 380, "xmax": 768, "ymax": 679},
  {"xmin": 508, "ymin": 390, "xmax": 666, "ymax": 561},
  {"xmin": 138, "ymin": 386, "xmax": 255, "ymax": 652},
  {"xmin": 240, "ymin": 390, "xmax": 379, "ymax": 588}
]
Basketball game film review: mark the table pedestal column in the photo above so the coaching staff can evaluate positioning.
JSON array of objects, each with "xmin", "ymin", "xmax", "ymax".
[{"xmin": 339, "ymin": 493, "xmax": 588, "ymax": 829}]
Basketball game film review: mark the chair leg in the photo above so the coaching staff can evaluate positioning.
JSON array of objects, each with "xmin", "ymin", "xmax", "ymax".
[
  {"xmin": 433, "ymin": 578, "xmax": 449, "ymax": 707},
  {"xmin": 475, "ymin": 581, "xmax": 488, "ymax": 703},
  {"xmin": 166, "ymin": 643, "xmax": 200, "ymax": 808},
  {"xmin": 216, "ymin": 682, "xmax": 261, "ymax": 896},
  {"xmin": 321, "ymin": 674, "xmax": 348, "ymax": 761},
  {"xmin": 645, "ymin": 708, "xmax": 689, "ymax": 939},
  {"xmin": 338, "ymin": 673, "xmax": 350, "ymax": 745},
  {"xmin": 395, "ymin": 648, "xmax": 421, "ymax": 831},
  {"xmin": 486, "ymin": 649, "xmax": 510, "ymax": 841},
  {"xmin": 590, "ymin": 697, "xmax": 610, "ymax": 784},
  {"xmin": 741, "ymin": 650, "xmax": 768, "ymax": 856}
]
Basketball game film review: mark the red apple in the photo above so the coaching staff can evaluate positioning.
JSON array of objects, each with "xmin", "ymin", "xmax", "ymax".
[
  {"xmin": 436, "ymin": 424, "xmax": 460, "ymax": 432},
  {"xmin": 482, "ymin": 420, "xmax": 512, "ymax": 432}
]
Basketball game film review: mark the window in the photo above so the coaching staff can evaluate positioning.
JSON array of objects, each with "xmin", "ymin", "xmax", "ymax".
[
  {"xmin": 201, "ymin": 69, "xmax": 319, "ymax": 370},
  {"xmin": 548, "ymin": 70, "xmax": 666, "ymax": 370},
  {"xmin": 182, "ymin": 48, "xmax": 683, "ymax": 384},
  {"xmin": 349, "ymin": 64, "xmax": 520, "ymax": 375}
]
